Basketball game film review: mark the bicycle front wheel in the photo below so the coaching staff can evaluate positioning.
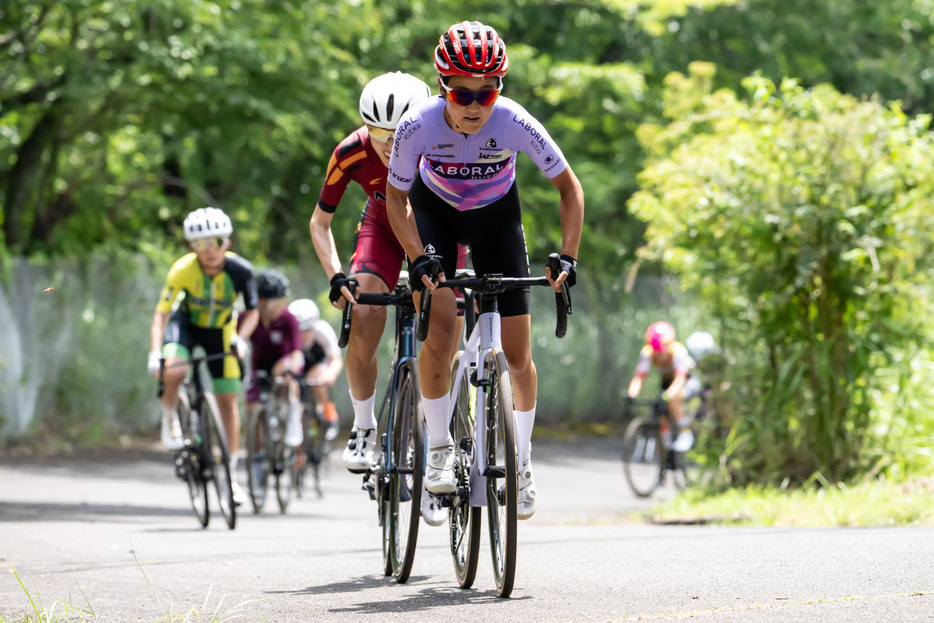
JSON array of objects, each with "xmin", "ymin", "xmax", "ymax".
[
  {"xmin": 387, "ymin": 360, "xmax": 423, "ymax": 583},
  {"xmin": 178, "ymin": 391, "xmax": 208, "ymax": 527},
  {"xmin": 484, "ymin": 349, "xmax": 517, "ymax": 598},
  {"xmin": 622, "ymin": 415, "xmax": 664, "ymax": 498},
  {"xmin": 246, "ymin": 405, "xmax": 270, "ymax": 513},
  {"xmin": 449, "ymin": 351, "xmax": 481, "ymax": 589},
  {"xmin": 203, "ymin": 393, "xmax": 237, "ymax": 530}
]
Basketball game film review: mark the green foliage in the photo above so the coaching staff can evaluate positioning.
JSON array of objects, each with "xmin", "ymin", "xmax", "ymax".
[{"xmin": 631, "ymin": 65, "xmax": 934, "ymax": 484}]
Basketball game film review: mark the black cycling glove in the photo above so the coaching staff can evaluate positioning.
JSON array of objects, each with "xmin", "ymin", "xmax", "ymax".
[
  {"xmin": 559, "ymin": 254, "xmax": 578, "ymax": 288},
  {"xmin": 409, "ymin": 254, "xmax": 442, "ymax": 293},
  {"xmin": 329, "ymin": 272, "xmax": 351, "ymax": 303}
]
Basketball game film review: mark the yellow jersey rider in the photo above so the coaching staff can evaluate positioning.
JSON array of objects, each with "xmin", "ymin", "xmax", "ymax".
[
  {"xmin": 148, "ymin": 207, "xmax": 259, "ymax": 505},
  {"xmin": 626, "ymin": 321, "xmax": 701, "ymax": 451}
]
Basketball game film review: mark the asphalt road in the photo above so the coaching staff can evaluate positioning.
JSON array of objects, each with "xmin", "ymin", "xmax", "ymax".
[{"xmin": 1, "ymin": 436, "xmax": 932, "ymax": 623}]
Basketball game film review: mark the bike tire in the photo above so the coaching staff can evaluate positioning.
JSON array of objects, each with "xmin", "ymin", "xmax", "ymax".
[
  {"xmin": 622, "ymin": 415, "xmax": 664, "ymax": 498},
  {"xmin": 203, "ymin": 393, "xmax": 237, "ymax": 529},
  {"xmin": 484, "ymin": 349, "xmax": 517, "ymax": 598},
  {"xmin": 450, "ymin": 351, "xmax": 481, "ymax": 589},
  {"xmin": 246, "ymin": 405, "xmax": 270, "ymax": 513},
  {"xmin": 178, "ymin": 391, "xmax": 209, "ymax": 528},
  {"xmin": 276, "ymin": 443, "xmax": 297, "ymax": 513},
  {"xmin": 388, "ymin": 360, "xmax": 423, "ymax": 583},
  {"xmin": 308, "ymin": 410, "xmax": 331, "ymax": 499}
]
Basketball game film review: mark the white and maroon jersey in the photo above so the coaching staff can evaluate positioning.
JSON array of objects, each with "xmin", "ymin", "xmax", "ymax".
[{"xmin": 388, "ymin": 95, "xmax": 567, "ymax": 211}]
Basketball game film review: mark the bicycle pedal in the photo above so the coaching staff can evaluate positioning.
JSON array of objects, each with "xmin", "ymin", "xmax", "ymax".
[
  {"xmin": 438, "ymin": 494, "xmax": 455, "ymax": 508},
  {"xmin": 362, "ymin": 477, "xmax": 376, "ymax": 501}
]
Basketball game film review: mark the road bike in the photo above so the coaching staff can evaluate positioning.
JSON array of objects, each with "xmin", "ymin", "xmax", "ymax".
[
  {"xmin": 417, "ymin": 253, "xmax": 570, "ymax": 598},
  {"xmin": 158, "ymin": 352, "xmax": 237, "ymax": 529},
  {"xmin": 294, "ymin": 377, "xmax": 334, "ymax": 500},
  {"xmin": 338, "ymin": 272, "xmax": 424, "ymax": 583},
  {"xmin": 245, "ymin": 369, "xmax": 307, "ymax": 514},
  {"xmin": 621, "ymin": 386, "xmax": 711, "ymax": 498}
]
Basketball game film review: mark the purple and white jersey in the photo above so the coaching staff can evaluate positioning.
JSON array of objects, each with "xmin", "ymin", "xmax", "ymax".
[{"xmin": 388, "ymin": 96, "xmax": 567, "ymax": 211}]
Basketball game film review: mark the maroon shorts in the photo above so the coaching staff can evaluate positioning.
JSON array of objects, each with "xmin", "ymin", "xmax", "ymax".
[{"xmin": 350, "ymin": 209, "xmax": 467, "ymax": 290}]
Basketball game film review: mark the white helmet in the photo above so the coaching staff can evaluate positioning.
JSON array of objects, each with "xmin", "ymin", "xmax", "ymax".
[
  {"xmin": 183, "ymin": 207, "xmax": 233, "ymax": 241},
  {"xmin": 359, "ymin": 72, "xmax": 432, "ymax": 130},
  {"xmin": 288, "ymin": 298, "xmax": 320, "ymax": 331},
  {"xmin": 685, "ymin": 331, "xmax": 717, "ymax": 362}
]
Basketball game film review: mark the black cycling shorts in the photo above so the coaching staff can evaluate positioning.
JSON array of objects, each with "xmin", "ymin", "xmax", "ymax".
[{"xmin": 408, "ymin": 176, "xmax": 530, "ymax": 317}]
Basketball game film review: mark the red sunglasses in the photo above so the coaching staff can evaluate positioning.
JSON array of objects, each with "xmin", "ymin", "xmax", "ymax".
[{"xmin": 440, "ymin": 82, "xmax": 501, "ymax": 107}]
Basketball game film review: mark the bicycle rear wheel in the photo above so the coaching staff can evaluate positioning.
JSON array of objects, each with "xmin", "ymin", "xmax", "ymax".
[
  {"xmin": 387, "ymin": 360, "xmax": 423, "ymax": 583},
  {"xmin": 246, "ymin": 405, "xmax": 271, "ymax": 513},
  {"xmin": 449, "ymin": 352, "xmax": 481, "ymax": 589},
  {"xmin": 622, "ymin": 415, "xmax": 664, "ymax": 498},
  {"xmin": 484, "ymin": 349, "xmax": 517, "ymax": 598},
  {"xmin": 178, "ymin": 390, "xmax": 208, "ymax": 527},
  {"xmin": 203, "ymin": 393, "xmax": 237, "ymax": 529}
]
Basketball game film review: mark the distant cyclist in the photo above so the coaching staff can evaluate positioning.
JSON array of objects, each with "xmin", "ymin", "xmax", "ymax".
[
  {"xmin": 308, "ymin": 71, "xmax": 439, "ymax": 472},
  {"xmin": 626, "ymin": 321, "xmax": 702, "ymax": 451},
  {"xmin": 147, "ymin": 207, "xmax": 258, "ymax": 505},
  {"xmin": 386, "ymin": 21, "xmax": 585, "ymax": 520},
  {"xmin": 241, "ymin": 269, "xmax": 305, "ymax": 447},
  {"xmin": 288, "ymin": 298, "xmax": 343, "ymax": 442}
]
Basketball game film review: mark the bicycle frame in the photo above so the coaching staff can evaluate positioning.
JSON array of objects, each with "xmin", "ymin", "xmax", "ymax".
[{"xmin": 447, "ymin": 293, "xmax": 502, "ymax": 508}]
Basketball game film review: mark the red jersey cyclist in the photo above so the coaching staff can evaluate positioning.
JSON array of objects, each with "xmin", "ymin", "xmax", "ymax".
[
  {"xmin": 287, "ymin": 298, "xmax": 343, "ymax": 442},
  {"xmin": 308, "ymin": 72, "xmax": 435, "ymax": 472},
  {"xmin": 148, "ymin": 207, "xmax": 258, "ymax": 505},
  {"xmin": 386, "ymin": 21, "xmax": 585, "ymax": 520},
  {"xmin": 241, "ymin": 269, "xmax": 305, "ymax": 448},
  {"xmin": 626, "ymin": 321, "xmax": 702, "ymax": 452}
]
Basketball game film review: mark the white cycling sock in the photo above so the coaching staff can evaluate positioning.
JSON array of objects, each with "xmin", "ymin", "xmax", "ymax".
[
  {"xmin": 287, "ymin": 400, "xmax": 302, "ymax": 422},
  {"xmin": 514, "ymin": 404, "xmax": 536, "ymax": 466},
  {"xmin": 421, "ymin": 393, "xmax": 452, "ymax": 448},
  {"xmin": 349, "ymin": 390, "xmax": 378, "ymax": 430},
  {"xmin": 161, "ymin": 404, "xmax": 176, "ymax": 422}
]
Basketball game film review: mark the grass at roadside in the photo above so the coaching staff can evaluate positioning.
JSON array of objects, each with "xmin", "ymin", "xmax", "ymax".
[{"xmin": 647, "ymin": 475, "xmax": 934, "ymax": 527}]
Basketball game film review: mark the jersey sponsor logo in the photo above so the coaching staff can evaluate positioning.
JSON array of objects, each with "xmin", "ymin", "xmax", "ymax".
[
  {"xmin": 373, "ymin": 190, "xmax": 386, "ymax": 204},
  {"xmin": 478, "ymin": 153, "xmax": 503, "ymax": 160},
  {"xmin": 270, "ymin": 330, "xmax": 283, "ymax": 344},
  {"xmin": 390, "ymin": 171, "xmax": 413, "ymax": 184},
  {"xmin": 427, "ymin": 159, "xmax": 509, "ymax": 180},
  {"xmin": 424, "ymin": 243, "xmax": 437, "ymax": 255},
  {"xmin": 512, "ymin": 114, "xmax": 549, "ymax": 152},
  {"xmin": 432, "ymin": 144, "xmax": 454, "ymax": 149},
  {"xmin": 485, "ymin": 138, "xmax": 497, "ymax": 149}
]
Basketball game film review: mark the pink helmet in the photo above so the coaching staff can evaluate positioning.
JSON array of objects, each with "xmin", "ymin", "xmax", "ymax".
[
  {"xmin": 434, "ymin": 21, "xmax": 509, "ymax": 79},
  {"xmin": 645, "ymin": 321, "xmax": 676, "ymax": 353}
]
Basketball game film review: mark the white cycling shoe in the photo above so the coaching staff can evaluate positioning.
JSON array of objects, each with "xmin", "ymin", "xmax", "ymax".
[
  {"xmin": 517, "ymin": 459, "xmax": 537, "ymax": 520},
  {"xmin": 342, "ymin": 428, "xmax": 377, "ymax": 473},
  {"xmin": 425, "ymin": 443, "xmax": 456, "ymax": 494},
  {"xmin": 420, "ymin": 491, "xmax": 447, "ymax": 527}
]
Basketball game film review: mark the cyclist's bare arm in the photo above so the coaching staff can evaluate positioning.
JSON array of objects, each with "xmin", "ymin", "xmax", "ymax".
[
  {"xmin": 310, "ymin": 204, "xmax": 355, "ymax": 308},
  {"xmin": 238, "ymin": 308, "xmax": 260, "ymax": 341},
  {"xmin": 386, "ymin": 184, "xmax": 443, "ymax": 291},
  {"xmin": 666, "ymin": 370, "xmax": 689, "ymax": 398},
  {"xmin": 549, "ymin": 166, "xmax": 584, "ymax": 290},
  {"xmin": 628, "ymin": 375, "xmax": 644, "ymax": 399},
  {"xmin": 150, "ymin": 309, "xmax": 169, "ymax": 354}
]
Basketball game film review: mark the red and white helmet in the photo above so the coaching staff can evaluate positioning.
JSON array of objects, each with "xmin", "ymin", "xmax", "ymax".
[
  {"xmin": 645, "ymin": 321, "xmax": 676, "ymax": 353},
  {"xmin": 434, "ymin": 21, "xmax": 508, "ymax": 79}
]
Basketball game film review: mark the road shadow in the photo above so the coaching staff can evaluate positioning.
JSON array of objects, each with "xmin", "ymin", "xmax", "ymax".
[
  {"xmin": 269, "ymin": 574, "xmax": 530, "ymax": 612},
  {"xmin": 0, "ymin": 500, "xmax": 192, "ymax": 522}
]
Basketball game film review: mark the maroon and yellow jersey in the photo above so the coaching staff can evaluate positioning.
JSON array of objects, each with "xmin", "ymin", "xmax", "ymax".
[{"xmin": 317, "ymin": 126, "xmax": 390, "ymax": 227}]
